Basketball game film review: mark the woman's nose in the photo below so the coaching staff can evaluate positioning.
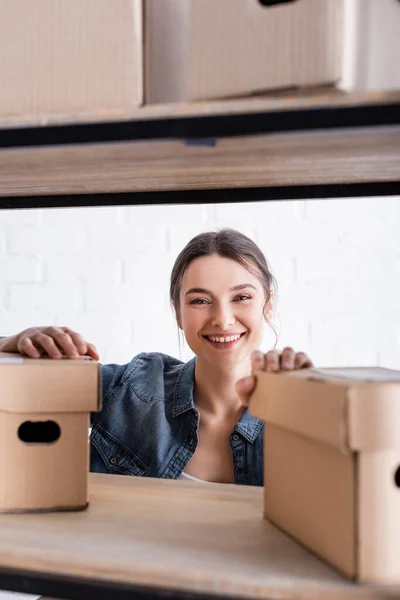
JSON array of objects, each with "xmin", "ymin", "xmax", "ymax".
[{"xmin": 210, "ymin": 304, "xmax": 236, "ymax": 330}]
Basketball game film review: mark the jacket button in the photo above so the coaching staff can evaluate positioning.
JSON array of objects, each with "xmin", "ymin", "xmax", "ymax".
[
  {"xmin": 110, "ymin": 456, "xmax": 117, "ymax": 465},
  {"xmin": 232, "ymin": 434, "xmax": 239, "ymax": 441},
  {"xmin": 237, "ymin": 461, "xmax": 243, "ymax": 468}
]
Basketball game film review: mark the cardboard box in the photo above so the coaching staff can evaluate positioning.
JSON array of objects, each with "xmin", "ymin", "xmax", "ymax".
[
  {"xmin": 340, "ymin": 0, "xmax": 400, "ymax": 92},
  {"xmin": 0, "ymin": 352, "xmax": 101, "ymax": 513},
  {"xmin": 0, "ymin": 0, "xmax": 143, "ymax": 120},
  {"xmin": 145, "ymin": 0, "xmax": 344, "ymax": 103},
  {"xmin": 249, "ymin": 366, "xmax": 400, "ymax": 583}
]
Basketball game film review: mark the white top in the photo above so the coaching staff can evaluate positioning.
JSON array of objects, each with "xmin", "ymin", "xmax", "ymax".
[{"xmin": 179, "ymin": 471, "xmax": 211, "ymax": 483}]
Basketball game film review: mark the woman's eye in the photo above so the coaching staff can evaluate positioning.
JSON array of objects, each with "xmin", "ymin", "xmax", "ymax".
[
  {"xmin": 234, "ymin": 295, "xmax": 251, "ymax": 302},
  {"xmin": 190, "ymin": 298, "xmax": 210, "ymax": 305}
]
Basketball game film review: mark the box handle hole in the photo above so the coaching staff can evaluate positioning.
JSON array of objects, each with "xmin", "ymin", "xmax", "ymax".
[
  {"xmin": 394, "ymin": 466, "xmax": 400, "ymax": 488},
  {"xmin": 18, "ymin": 421, "xmax": 61, "ymax": 444},
  {"xmin": 258, "ymin": 0, "xmax": 297, "ymax": 7}
]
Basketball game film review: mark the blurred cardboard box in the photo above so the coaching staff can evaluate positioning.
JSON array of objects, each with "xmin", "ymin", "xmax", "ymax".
[
  {"xmin": 1, "ymin": 0, "xmax": 396, "ymax": 123},
  {"xmin": 340, "ymin": 0, "xmax": 400, "ymax": 92},
  {"xmin": 250, "ymin": 366, "xmax": 400, "ymax": 583},
  {"xmin": 0, "ymin": 352, "xmax": 101, "ymax": 513},
  {"xmin": 0, "ymin": 0, "xmax": 143, "ymax": 120},
  {"xmin": 145, "ymin": 0, "xmax": 344, "ymax": 103}
]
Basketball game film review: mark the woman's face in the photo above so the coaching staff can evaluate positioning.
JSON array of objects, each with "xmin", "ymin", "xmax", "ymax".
[{"xmin": 179, "ymin": 254, "xmax": 271, "ymax": 369}]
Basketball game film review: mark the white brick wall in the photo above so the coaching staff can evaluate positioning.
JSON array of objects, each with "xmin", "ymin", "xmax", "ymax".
[{"xmin": 0, "ymin": 197, "xmax": 399, "ymax": 369}]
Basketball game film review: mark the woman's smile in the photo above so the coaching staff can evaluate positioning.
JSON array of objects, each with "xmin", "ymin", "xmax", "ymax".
[{"xmin": 202, "ymin": 332, "xmax": 247, "ymax": 350}]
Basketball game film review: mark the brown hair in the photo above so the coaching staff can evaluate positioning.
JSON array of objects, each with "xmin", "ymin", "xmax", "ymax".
[{"xmin": 170, "ymin": 228, "xmax": 277, "ymax": 332}]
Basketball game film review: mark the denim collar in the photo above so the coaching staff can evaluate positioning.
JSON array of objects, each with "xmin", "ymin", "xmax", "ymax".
[
  {"xmin": 234, "ymin": 409, "xmax": 264, "ymax": 443},
  {"xmin": 173, "ymin": 357, "xmax": 197, "ymax": 417},
  {"xmin": 173, "ymin": 356, "xmax": 263, "ymax": 443}
]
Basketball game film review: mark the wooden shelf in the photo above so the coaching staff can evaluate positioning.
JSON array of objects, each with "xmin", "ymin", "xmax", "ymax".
[
  {"xmin": 1, "ymin": 89, "xmax": 400, "ymax": 132},
  {"xmin": 0, "ymin": 473, "xmax": 398, "ymax": 600},
  {"xmin": 1, "ymin": 125, "xmax": 399, "ymax": 205},
  {"xmin": 0, "ymin": 90, "xmax": 399, "ymax": 206}
]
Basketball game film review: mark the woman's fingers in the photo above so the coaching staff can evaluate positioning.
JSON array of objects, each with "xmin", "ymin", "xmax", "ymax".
[
  {"xmin": 251, "ymin": 349, "xmax": 276, "ymax": 372},
  {"xmin": 294, "ymin": 351, "xmax": 313, "ymax": 369},
  {"xmin": 236, "ymin": 375, "xmax": 256, "ymax": 406},
  {"xmin": 18, "ymin": 336, "xmax": 42, "ymax": 359},
  {"xmin": 34, "ymin": 332, "xmax": 66, "ymax": 358},
  {"xmin": 86, "ymin": 342, "xmax": 100, "ymax": 361},
  {"xmin": 57, "ymin": 328, "xmax": 100, "ymax": 360},
  {"xmin": 15, "ymin": 326, "xmax": 99, "ymax": 360},
  {"xmin": 43, "ymin": 329, "xmax": 79, "ymax": 358},
  {"xmin": 251, "ymin": 347, "xmax": 313, "ymax": 374},
  {"xmin": 280, "ymin": 346, "xmax": 296, "ymax": 370},
  {"xmin": 62, "ymin": 328, "xmax": 89, "ymax": 356},
  {"xmin": 265, "ymin": 350, "xmax": 280, "ymax": 372},
  {"xmin": 251, "ymin": 350, "xmax": 264, "ymax": 373},
  {"xmin": 242, "ymin": 347, "xmax": 313, "ymax": 407}
]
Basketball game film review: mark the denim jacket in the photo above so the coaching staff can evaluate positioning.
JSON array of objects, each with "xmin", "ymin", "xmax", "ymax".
[{"xmin": 90, "ymin": 352, "xmax": 264, "ymax": 486}]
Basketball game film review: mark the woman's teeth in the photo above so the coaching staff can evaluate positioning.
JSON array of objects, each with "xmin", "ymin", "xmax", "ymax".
[{"xmin": 207, "ymin": 334, "xmax": 243, "ymax": 343}]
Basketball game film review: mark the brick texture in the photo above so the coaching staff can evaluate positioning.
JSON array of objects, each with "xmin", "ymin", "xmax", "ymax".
[{"xmin": 0, "ymin": 199, "xmax": 399, "ymax": 368}]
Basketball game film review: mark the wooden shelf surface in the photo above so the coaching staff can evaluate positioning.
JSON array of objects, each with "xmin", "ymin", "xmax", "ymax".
[
  {"xmin": 1, "ymin": 89, "xmax": 400, "ymax": 130},
  {"xmin": 0, "ymin": 473, "xmax": 399, "ymax": 600},
  {"xmin": 0, "ymin": 125, "xmax": 399, "ymax": 199}
]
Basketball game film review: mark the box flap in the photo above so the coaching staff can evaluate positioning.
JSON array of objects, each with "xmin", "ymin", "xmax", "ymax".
[
  {"xmin": 249, "ymin": 369, "xmax": 348, "ymax": 451},
  {"xmin": 310, "ymin": 367, "xmax": 400, "ymax": 384},
  {"xmin": 347, "ymin": 382, "xmax": 400, "ymax": 451},
  {"xmin": 309, "ymin": 368, "xmax": 400, "ymax": 450},
  {"xmin": 249, "ymin": 367, "xmax": 400, "ymax": 452},
  {"xmin": 0, "ymin": 352, "xmax": 101, "ymax": 414}
]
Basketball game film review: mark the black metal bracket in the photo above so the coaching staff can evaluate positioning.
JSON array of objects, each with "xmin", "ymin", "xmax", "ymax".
[
  {"xmin": 258, "ymin": 0, "xmax": 296, "ymax": 6},
  {"xmin": 1, "ymin": 181, "xmax": 399, "ymax": 211},
  {"xmin": 1, "ymin": 100, "xmax": 400, "ymax": 149},
  {"xmin": 0, "ymin": 566, "xmax": 249, "ymax": 600}
]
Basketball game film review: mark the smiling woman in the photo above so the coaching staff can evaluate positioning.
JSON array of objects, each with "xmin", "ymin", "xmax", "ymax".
[{"xmin": 0, "ymin": 228, "xmax": 313, "ymax": 486}]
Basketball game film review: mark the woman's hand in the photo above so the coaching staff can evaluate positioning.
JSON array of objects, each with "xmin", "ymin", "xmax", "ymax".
[
  {"xmin": 0, "ymin": 326, "xmax": 99, "ymax": 360},
  {"xmin": 236, "ymin": 347, "xmax": 313, "ymax": 405}
]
